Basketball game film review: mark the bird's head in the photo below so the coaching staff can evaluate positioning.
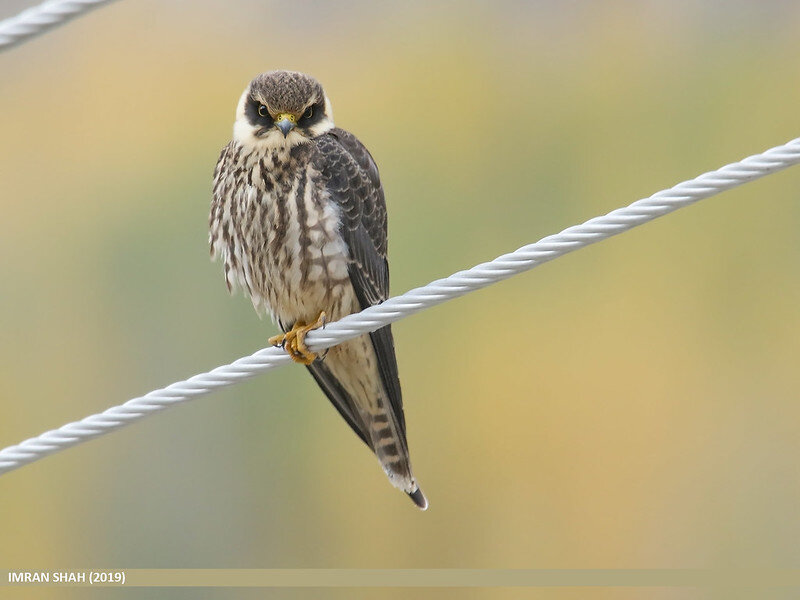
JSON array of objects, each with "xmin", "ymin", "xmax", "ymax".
[{"xmin": 233, "ymin": 70, "xmax": 334, "ymax": 150}]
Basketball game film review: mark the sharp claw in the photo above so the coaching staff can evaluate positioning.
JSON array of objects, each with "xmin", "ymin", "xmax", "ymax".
[{"xmin": 271, "ymin": 311, "xmax": 326, "ymax": 365}]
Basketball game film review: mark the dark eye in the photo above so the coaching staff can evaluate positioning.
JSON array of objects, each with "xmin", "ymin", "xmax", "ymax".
[
  {"xmin": 258, "ymin": 104, "xmax": 269, "ymax": 118},
  {"xmin": 303, "ymin": 106, "xmax": 313, "ymax": 120}
]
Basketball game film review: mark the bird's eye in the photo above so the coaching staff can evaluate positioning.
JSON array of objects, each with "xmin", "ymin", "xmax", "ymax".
[
  {"xmin": 303, "ymin": 106, "xmax": 313, "ymax": 120},
  {"xmin": 258, "ymin": 104, "xmax": 269, "ymax": 118}
]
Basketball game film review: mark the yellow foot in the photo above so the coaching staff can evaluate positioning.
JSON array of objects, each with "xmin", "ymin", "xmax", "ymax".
[{"xmin": 268, "ymin": 311, "xmax": 327, "ymax": 365}]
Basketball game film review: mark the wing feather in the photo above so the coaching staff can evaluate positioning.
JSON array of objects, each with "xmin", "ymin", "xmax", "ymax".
[
  {"xmin": 313, "ymin": 128, "xmax": 407, "ymax": 440},
  {"xmin": 305, "ymin": 362, "xmax": 371, "ymax": 447}
]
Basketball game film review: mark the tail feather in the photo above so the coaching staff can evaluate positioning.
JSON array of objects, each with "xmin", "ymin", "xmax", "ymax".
[
  {"xmin": 407, "ymin": 487, "xmax": 429, "ymax": 511},
  {"xmin": 307, "ymin": 335, "xmax": 428, "ymax": 509}
]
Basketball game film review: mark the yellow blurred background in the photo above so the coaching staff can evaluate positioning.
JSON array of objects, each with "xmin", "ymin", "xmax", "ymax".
[{"xmin": 2, "ymin": 0, "xmax": 800, "ymax": 598}]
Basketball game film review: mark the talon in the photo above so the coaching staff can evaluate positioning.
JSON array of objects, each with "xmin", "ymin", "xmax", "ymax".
[
  {"xmin": 270, "ymin": 311, "xmax": 327, "ymax": 365},
  {"xmin": 268, "ymin": 332, "xmax": 288, "ymax": 348}
]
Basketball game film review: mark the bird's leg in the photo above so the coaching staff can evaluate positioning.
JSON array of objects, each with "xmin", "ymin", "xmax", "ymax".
[{"xmin": 268, "ymin": 311, "xmax": 327, "ymax": 365}]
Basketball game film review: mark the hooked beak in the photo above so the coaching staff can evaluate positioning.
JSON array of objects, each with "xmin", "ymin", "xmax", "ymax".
[{"xmin": 274, "ymin": 112, "xmax": 297, "ymax": 137}]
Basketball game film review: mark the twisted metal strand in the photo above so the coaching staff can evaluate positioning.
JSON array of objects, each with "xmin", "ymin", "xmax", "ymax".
[
  {"xmin": 1, "ymin": 137, "xmax": 799, "ymax": 476},
  {"xmin": 0, "ymin": 0, "xmax": 117, "ymax": 52}
]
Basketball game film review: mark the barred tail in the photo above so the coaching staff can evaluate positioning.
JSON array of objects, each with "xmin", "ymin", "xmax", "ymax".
[
  {"xmin": 407, "ymin": 487, "xmax": 429, "ymax": 510},
  {"xmin": 370, "ymin": 414, "xmax": 427, "ymax": 510}
]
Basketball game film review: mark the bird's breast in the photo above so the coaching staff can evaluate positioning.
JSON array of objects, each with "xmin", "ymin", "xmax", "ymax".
[{"xmin": 211, "ymin": 143, "xmax": 354, "ymax": 327}]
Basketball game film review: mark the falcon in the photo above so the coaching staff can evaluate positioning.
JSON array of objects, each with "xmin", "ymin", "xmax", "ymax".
[{"xmin": 209, "ymin": 70, "xmax": 427, "ymax": 509}]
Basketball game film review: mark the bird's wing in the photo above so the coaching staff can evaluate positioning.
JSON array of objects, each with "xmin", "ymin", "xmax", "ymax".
[
  {"xmin": 308, "ymin": 128, "xmax": 406, "ymax": 441},
  {"xmin": 305, "ymin": 359, "xmax": 371, "ymax": 447}
]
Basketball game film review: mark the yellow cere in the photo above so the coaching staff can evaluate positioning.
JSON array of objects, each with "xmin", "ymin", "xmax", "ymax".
[{"xmin": 275, "ymin": 112, "xmax": 298, "ymax": 124}]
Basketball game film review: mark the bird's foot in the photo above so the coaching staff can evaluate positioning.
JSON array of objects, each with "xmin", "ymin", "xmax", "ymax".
[{"xmin": 269, "ymin": 311, "xmax": 327, "ymax": 365}]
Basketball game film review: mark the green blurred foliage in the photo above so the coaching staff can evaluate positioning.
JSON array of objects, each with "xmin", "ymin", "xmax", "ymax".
[{"xmin": 1, "ymin": 1, "xmax": 800, "ymax": 598}]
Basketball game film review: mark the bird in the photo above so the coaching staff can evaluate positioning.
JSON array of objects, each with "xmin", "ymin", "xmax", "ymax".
[{"xmin": 209, "ymin": 70, "xmax": 427, "ymax": 510}]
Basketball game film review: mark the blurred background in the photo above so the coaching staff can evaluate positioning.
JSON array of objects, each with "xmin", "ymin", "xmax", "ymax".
[{"xmin": 2, "ymin": 0, "xmax": 800, "ymax": 598}]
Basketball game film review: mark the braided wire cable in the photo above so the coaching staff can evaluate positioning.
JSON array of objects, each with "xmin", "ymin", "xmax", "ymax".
[
  {"xmin": 1, "ymin": 136, "xmax": 799, "ymax": 476},
  {"xmin": 0, "ymin": 0, "xmax": 117, "ymax": 52}
]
